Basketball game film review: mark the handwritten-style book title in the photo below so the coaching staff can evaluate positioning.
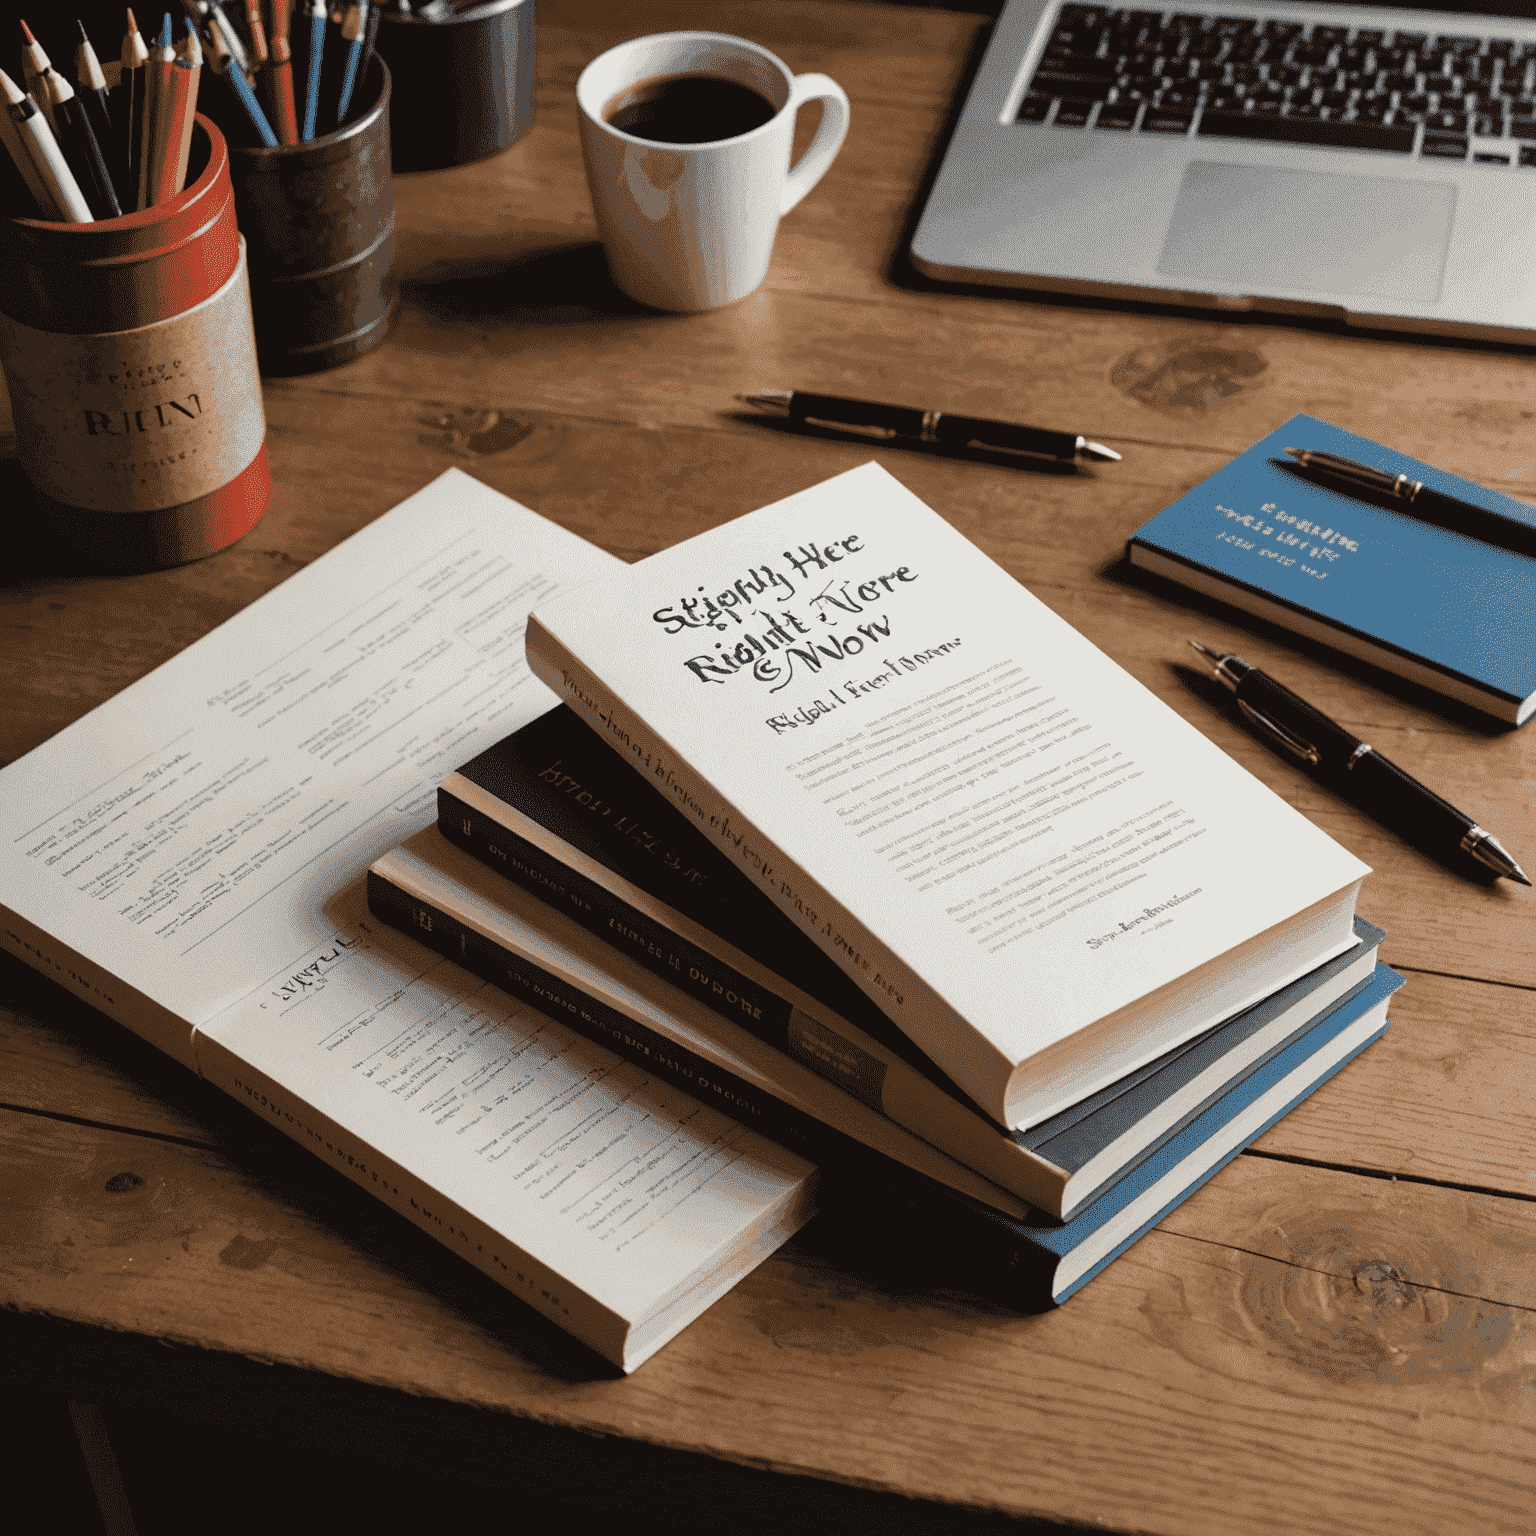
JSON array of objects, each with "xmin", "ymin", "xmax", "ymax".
[{"xmin": 648, "ymin": 531, "xmax": 962, "ymax": 729}]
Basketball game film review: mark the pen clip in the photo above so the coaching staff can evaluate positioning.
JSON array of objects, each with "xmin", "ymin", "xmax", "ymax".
[{"xmin": 1237, "ymin": 701, "xmax": 1320, "ymax": 766}]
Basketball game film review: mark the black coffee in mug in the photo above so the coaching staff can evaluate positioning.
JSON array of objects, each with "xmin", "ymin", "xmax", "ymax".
[{"xmin": 604, "ymin": 73, "xmax": 778, "ymax": 144}]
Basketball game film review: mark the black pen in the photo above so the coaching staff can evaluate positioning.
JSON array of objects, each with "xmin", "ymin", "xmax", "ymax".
[
  {"xmin": 1282, "ymin": 446, "xmax": 1536, "ymax": 560},
  {"xmin": 1189, "ymin": 641, "xmax": 1529, "ymax": 886},
  {"xmin": 741, "ymin": 389, "xmax": 1121, "ymax": 465}
]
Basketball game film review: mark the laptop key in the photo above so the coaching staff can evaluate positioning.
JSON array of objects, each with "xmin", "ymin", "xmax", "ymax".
[
  {"xmin": 1421, "ymin": 134, "xmax": 1469, "ymax": 159},
  {"xmin": 1018, "ymin": 95, "xmax": 1053, "ymax": 122},
  {"xmin": 1095, "ymin": 105, "xmax": 1138, "ymax": 130},
  {"xmin": 1197, "ymin": 111, "xmax": 1416, "ymax": 152},
  {"xmin": 1522, "ymin": 145, "xmax": 1536, "ymax": 166},
  {"xmin": 1053, "ymin": 101, "xmax": 1096, "ymax": 127},
  {"xmin": 1142, "ymin": 110, "xmax": 1192, "ymax": 133}
]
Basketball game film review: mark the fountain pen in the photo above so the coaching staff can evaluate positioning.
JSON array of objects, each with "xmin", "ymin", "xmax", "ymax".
[
  {"xmin": 1190, "ymin": 642, "xmax": 1530, "ymax": 886},
  {"xmin": 741, "ymin": 390, "xmax": 1120, "ymax": 464}
]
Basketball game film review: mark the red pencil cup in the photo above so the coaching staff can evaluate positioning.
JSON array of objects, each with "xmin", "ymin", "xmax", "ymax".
[{"xmin": 0, "ymin": 116, "xmax": 270, "ymax": 569}]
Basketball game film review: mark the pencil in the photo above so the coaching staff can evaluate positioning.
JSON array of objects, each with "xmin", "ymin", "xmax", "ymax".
[
  {"xmin": 357, "ymin": 0, "xmax": 380, "ymax": 96},
  {"xmin": 301, "ymin": 0, "xmax": 325, "ymax": 141},
  {"xmin": 137, "ymin": 13, "xmax": 176, "ymax": 211},
  {"xmin": 19, "ymin": 20, "xmax": 55, "ymax": 128},
  {"xmin": 121, "ymin": 10, "xmax": 148, "ymax": 201},
  {"xmin": 204, "ymin": 20, "xmax": 278, "ymax": 146},
  {"xmin": 1, "ymin": 66, "xmax": 93, "ymax": 221},
  {"xmin": 334, "ymin": 1, "xmax": 364, "ymax": 127},
  {"xmin": 242, "ymin": 0, "xmax": 269, "ymax": 63},
  {"xmin": 144, "ymin": 19, "xmax": 198, "ymax": 204},
  {"xmin": 44, "ymin": 66, "xmax": 122, "ymax": 219},
  {"xmin": 0, "ymin": 64, "xmax": 56, "ymax": 215},
  {"xmin": 76, "ymin": 22, "xmax": 128, "ymax": 207},
  {"xmin": 264, "ymin": 0, "xmax": 299, "ymax": 144}
]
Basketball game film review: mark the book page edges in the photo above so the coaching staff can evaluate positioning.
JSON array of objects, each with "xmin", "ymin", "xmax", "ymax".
[
  {"xmin": 441, "ymin": 770, "xmax": 1072, "ymax": 1208},
  {"xmin": 191, "ymin": 1026, "xmax": 637, "ymax": 1370},
  {"xmin": 379, "ymin": 832, "xmax": 1035, "ymax": 1221},
  {"xmin": 522, "ymin": 614, "xmax": 1021, "ymax": 1125},
  {"xmin": 1003, "ymin": 879, "xmax": 1364, "ymax": 1129},
  {"xmin": 0, "ymin": 901, "xmax": 198, "ymax": 1070},
  {"xmin": 1127, "ymin": 543, "xmax": 1531, "ymax": 724},
  {"xmin": 621, "ymin": 1177, "xmax": 819, "ymax": 1373}
]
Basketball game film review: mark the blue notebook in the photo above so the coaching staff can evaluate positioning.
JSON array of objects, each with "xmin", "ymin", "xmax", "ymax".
[{"xmin": 1127, "ymin": 414, "xmax": 1536, "ymax": 725}]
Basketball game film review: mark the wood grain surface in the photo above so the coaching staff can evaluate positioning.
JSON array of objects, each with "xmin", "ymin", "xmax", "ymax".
[{"xmin": 2, "ymin": 2, "xmax": 1533, "ymax": 1532}]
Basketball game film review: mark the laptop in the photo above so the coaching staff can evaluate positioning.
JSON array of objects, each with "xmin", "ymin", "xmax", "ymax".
[{"xmin": 910, "ymin": 1, "xmax": 1536, "ymax": 342}]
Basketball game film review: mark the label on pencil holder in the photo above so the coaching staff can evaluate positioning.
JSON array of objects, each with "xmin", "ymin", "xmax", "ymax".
[{"xmin": 0, "ymin": 240, "xmax": 266, "ymax": 514}]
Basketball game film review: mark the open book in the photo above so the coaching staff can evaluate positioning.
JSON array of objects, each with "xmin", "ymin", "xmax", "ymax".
[
  {"xmin": 525, "ymin": 462, "xmax": 1370, "ymax": 1128},
  {"xmin": 0, "ymin": 471, "xmax": 816, "ymax": 1372}
]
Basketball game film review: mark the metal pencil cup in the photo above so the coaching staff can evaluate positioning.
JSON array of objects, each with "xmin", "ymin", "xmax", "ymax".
[
  {"xmin": 226, "ymin": 58, "xmax": 399, "ymax": 376},
  {"xmin": 378, "ymin": 0, "xmax": 536, "ymax": 173}
]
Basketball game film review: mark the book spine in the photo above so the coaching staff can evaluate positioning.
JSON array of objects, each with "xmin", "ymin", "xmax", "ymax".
[
  {"xmin": 365, "ymin": 866, "xmax": 1055, "ymax": 1297},
  {"xmin": 440, "ymin": 784, "xmax": 1068, "ymax": 1211},
  {"xmin": 191, "ymin": 1028, "xmax": 632, "ymax": 1367},
  {"xmin": 0, "ymin": 899, "xmax": 198, "ymax": 1070},
  {"xmin": 523, "ymin": 618, "xmax": 1017, "ymax": 1124}
]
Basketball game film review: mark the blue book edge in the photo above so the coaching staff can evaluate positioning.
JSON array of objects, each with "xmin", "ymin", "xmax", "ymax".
[{"xmin": 995, "ymin": 964, "xmax": 1404, "ymax": 1304}]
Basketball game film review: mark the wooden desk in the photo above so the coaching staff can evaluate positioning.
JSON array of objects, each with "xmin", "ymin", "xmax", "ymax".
[{"xmin": 3, "ymin": 3, "xmax": 1533, "ymax": 1531}]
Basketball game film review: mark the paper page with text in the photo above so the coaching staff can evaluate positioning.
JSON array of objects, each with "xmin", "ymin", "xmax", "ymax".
[
  {"xmin": 0, "ymin": 470, "xmax": 621, "ymax": 1064},
  {"xmin": 196, "ymin": 883, "xmax": 813, "ymax": 1364},
  {"xmin": 526, "ymin": 462, "xmax": 1370, "ymax": 1120}
]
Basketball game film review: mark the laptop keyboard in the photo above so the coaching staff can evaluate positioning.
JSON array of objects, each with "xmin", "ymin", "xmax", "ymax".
[{"xmin": 1021, "ymin": 5, "xmax": 1536, "ymax": 166}]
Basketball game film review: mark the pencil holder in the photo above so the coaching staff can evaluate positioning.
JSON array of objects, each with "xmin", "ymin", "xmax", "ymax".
[
  {"xmin": 225, "ymin": 58, "xmax": 398, "ymax": 377},
  {"xmin": 378, "ymin": 0, "xmax": 535, "ymax": 173},
  {"xmin": 0, "ymin": 116, "xmax": 271, "ymax": 570}
]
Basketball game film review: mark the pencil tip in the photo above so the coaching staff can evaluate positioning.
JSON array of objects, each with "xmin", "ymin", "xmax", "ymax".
[
  {"xmin": 127, "ymin": 8, "xmax": 138, "ymax": 30},
  {"xmin": 20, "ymin": 19, "xmax": 36, "ymax": 44}
]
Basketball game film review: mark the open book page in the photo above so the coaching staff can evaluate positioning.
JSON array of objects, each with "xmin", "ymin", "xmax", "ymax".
[
  {"xmin": 197, "ymin": 882, "xmax": 814, "ymax": 1352},
  {"xmin": 527, "ymin": 462, "xmax": 1370, "ymax": 1113},
  {"xmin": 0, "ymin": 471, "xmax": 622, "ymax": 1065}
]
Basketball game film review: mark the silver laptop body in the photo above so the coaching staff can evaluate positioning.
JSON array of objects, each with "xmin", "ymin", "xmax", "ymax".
[{"xmin": 911, "ymin": 1, "xmax": 1536, "ymax": 342}]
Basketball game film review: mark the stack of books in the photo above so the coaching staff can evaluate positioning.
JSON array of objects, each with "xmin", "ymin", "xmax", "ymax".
[
  {"xmin": 0, "ymin": 462, "xmax": 1399, "ymax": 1375},
  {"xmin": 371, "ymin": 461, "xmax": 1397, "ymax": 1316}
]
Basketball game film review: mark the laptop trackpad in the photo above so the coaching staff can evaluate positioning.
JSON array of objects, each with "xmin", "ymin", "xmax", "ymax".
[{"xmin": 1156, "ymin": 162, "xmax": 1454, "ymax": 303}]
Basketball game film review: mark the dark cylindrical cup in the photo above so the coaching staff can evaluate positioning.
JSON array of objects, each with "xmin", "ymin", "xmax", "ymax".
[
  {"xmin": 378, "ymin": 0, "xmax": 535, "ymax": 173},
  {"xmin": 226, "ymin": 58, "xmax": 399, "ymax": 376},
  {"xmin": 0, "ymin": 117, "xmax": 270, "ymax": 569}
]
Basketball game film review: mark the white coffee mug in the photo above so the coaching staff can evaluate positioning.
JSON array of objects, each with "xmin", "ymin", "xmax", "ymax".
[{"xmin": 576, "ymin": 32, "xmax": 851, "ymax": 313}]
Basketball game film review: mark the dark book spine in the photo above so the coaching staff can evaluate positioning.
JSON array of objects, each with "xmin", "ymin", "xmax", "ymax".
[
  {"xmin": 439, "ymin": 787, "xmax": 892, "ymax": 1112},
  {"xmin": 366, "ymin": 866, "xmax": 1055, "ymax": 1305}
]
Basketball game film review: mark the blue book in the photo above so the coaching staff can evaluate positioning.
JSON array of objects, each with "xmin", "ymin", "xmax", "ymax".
[
  {"xmin": 875, "ymin": 964, "xmax": 1402, "ymax": 1308},
  {"xmin": 1127, "ymin": 414, "xmax": 1536, "ymax": 726}
]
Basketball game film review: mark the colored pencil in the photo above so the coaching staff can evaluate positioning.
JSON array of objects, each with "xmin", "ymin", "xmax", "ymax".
[
  {"xmin": 0, "ymin": 64, "xmax": 56, "ymax": 215},
  {"xmin": 19, "ymin": 21, "xmax": 55, "ymax": 128},
  {"xmin": 204, "ymin": 19, "xmax": 278, "ymax": 146},
  {"xmin": 334, "ymin": 1, "xmax": 365, "ymax": 126},
  {"xmin": 76, "ymin": 22, "xmax": 128, "ymax": 206},
  {"xmin": 301, "ymin": 0, "xmax": 325, "ymax": 141},
  {"xmin": 137, "ymin": 13, "xmax": 176, "ymax": 210},
  {"xmin": 121, "ymin": 10, "xmax": 149, "ymax": 200},
  {"xmin": 2, "ymin": 66, "xmax": 92, "ymax": 221},
  {"xmin": 264, "ymin": 0, "xmax": 299, "ymax": 143},
  {"xmin": 145, "ymin": 19, "xmax": 199, "ymax": 204},
  {"xmin": 43, "ymin": 67, "xmax": 122, "ymax": 219}
]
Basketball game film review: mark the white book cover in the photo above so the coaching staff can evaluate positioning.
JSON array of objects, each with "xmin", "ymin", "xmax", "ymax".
[
  {"xmin": 0, "ymin": 470, "xmax": 816, "ymax": 1371},
  {"xmin": 525, "ymin": 462, "xmax": 1370, "ymax": 1128}
]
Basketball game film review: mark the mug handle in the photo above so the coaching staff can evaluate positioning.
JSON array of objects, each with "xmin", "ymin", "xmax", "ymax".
[{"xmin": 780, "ymin": 74, "xmax": 851, "ymax": 216}]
